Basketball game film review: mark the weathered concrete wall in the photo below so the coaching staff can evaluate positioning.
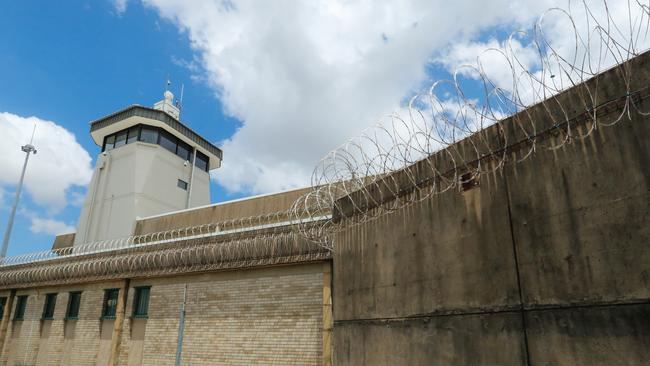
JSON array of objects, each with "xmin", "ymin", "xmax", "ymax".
[
  {"xmin": 333, "ymin": 52, "xmax": 650, "ymax": 365},
  {"xmin": 0, "ymin": 262, "xmax": 328, "ymax": 366},
  {"xmin": 134, "ymin": 187, "xmax": 312, "ymax": 235}
]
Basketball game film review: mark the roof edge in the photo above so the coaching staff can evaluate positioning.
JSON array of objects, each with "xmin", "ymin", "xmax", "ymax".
[{"xmin": 90, "ymin": 105, "xmax": 223, "ymax": 160}]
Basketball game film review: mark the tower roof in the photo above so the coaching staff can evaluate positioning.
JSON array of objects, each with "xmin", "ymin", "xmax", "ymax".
[{"xmin": 89, "ymin": 104, "xmax": 223, "ymax": 169}]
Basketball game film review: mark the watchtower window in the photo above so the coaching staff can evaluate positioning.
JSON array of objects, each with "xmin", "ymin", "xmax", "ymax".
[
  {"xmin": 140, "ymin": 126, "xmax": 159, "ymax": 144},
  {"xmin": 127, "ymin": 125, "xmax": 140, "ymax": 144},
  {"xmin": 195, "ymin": 151, "xmax": 209, "ymax": 172},
  {"xmin": 114, "ymin": 130, "xmax": 128, "ymax": 148},
  {"xmin": 104, "ymin": 135, "xmax": 116, "ymax": 151},
  {"xmin": 101, "ymin": 124, "xmax": 209, "ymax": 171},
  {"xmin": 159, "ymin": 130, "xmax": 177, "ymax": 154},
  {"xmin": 176, "ymin": 141, "xmax": 191, "ymax": 161}
]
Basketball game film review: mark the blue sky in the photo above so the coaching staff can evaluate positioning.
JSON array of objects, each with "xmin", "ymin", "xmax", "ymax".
[{"xmin": 1, "ymin": 0, "xmax": 634, "ymax": 256}]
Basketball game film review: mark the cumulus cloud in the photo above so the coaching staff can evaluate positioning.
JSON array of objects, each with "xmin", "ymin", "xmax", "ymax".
[
  {"xmin": 29, "ymin": 217, "xmax": 75, "ymax": 236},
  {"xmin": 0, "ymin": 112, "xmax": 93, "ymax": 210},
  {"xmin": 434, "ymin": 0, "xmax": 650, "ymax": 108},
  {"xmin": 141, "ymin": 0, "xmax": 580, "ymax": 195}
]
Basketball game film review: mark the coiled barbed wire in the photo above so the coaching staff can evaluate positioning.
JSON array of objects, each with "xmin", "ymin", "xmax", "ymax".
[
  {"xmin": 290, "ymin": 0, "xmax": 650, "ymax": 248},
  {"xmin": 0, "ymin": 211, "xmax": 330, "ymax": 288}
]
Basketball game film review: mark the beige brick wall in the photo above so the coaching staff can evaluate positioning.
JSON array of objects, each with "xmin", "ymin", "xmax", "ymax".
[
  {"xmin": 0, "ymin": 281, "xmax": 124, "ymax": 366},
  {"xmin": 0, "ymin": 262, "xmax": 326, "ymax": 366},
  {"xmin": 132, "ymin": 263, "xmax": 324, "ymax": 366}
]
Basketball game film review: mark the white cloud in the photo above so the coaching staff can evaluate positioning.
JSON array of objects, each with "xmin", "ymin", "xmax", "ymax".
[
  {"xmin": 29, "ymin": 217, "xmax": 75, "ymax": 236},
  {"xmin": 434, "ymin": 1, "xmax": 650, "ymax": 108},
  {"xmin": 0, "ymin": 112, "xmax": 93, "ymax": 210},
  {"xmin": 112, "ymin": 0, "xmax": 129, "ymax": 15},
  {"xmin": 142, "ymin": 0, "xmax": 633, "ymax": 195}
]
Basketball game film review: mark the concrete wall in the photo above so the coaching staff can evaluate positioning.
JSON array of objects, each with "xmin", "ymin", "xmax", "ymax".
[
  {"xmin": 332, "ymin": 53, "xmax": 650, "ymax": 365},
  {"xmin": 0, "ymin": 262, "xmax": 328, "ymax": 366},
  {"xmin": 134, "ymin": 187, "xmax": 312, "ymax": 235},
  {"xmin": 75, "ymin": 142, "xmax": 210, "ymax": 245}
]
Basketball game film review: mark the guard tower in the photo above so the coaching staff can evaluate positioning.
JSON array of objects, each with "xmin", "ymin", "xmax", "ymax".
[{"xmin": 73, "ymin": 91, "xmax": 223, "ymax": 245}]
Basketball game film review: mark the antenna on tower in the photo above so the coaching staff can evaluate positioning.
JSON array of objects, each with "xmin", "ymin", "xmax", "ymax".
[{"xmin": 178, "ymin": 83, "xmax": 185, "ymax": 117}]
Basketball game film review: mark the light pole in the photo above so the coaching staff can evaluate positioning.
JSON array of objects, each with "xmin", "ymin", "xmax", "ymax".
[{"xmin": 1, "ymin": 140, "xmax": 37, "ymax": 258}]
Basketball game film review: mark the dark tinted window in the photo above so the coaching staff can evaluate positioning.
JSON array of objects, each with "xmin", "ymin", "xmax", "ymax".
[
  {"xmin": 0, "ymin": 297, "xmax": 6, "ymax": 319},
  {"xmin": 66, "ymin": 292, "xmax": 81, "ymax": 319},
  {"xmin": 140, "ymin": 126, "xmax": 159, "ymax": 144},
  {"xmin": 177, "ymin": 179, "xmax": 188, "ymax": 190},
  {"xmin": 114, "ymin": 130, "xmax": 128, "ymax": 148},
  {"xmin": 159, "ymin": 131, "xmax": 177, "ymax": 154},
  {"xmin": 177, "ymin": 142, "xmax": 191, "ymax": 161},
  {"xmin": 127, "ymin": 126, "xmax": 140, "ymax": 144},
  {"xmin": 104, "ymin": 135, "xmax": 116, "ymax": 151},
  {"xmin": 102, "ymin": 289, "xmax": 119, "ymax": 318},
  {"xmin": 100, "ymin": 124, "xmax": 213, "ymax": 170},
  {"xmin": 132, "ymin": 287, "xmax": 150, "ymax": 317},
  {"xmin": 195, "ymin": 151, "xmax": 209, "ymax": 172},
  {"xmin": 42, "ymin": 293, "xmax": 57, "ymax": 319},
  {"xmin": 14, "ymin": 295, "xmax": 27, "ymax": 320}
]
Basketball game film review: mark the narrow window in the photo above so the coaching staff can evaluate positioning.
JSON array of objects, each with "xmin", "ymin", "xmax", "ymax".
[
  {"xmin": 177, "ymin": 179, "xmax": 188, "ymax": 191},
  {"xmin": 0, "ymin": 297, "xmax": 7, "ymax": 319},
  {"xmin": 103, "ymin": 135, "xmax": 116, "ymax": 152},
  {"xmin": 14, "ymin": 295, "xmax": 27, "ymax": 320},
  {"xmin": 176, "ymin": 141, "xmax": 191, "ymax": 161},
  {"xmin": 195, "ymin": 151, "xmax": 209, "ymax": 172},
  {"xmin": 140, "ymin": 126, "xmax": 159, "ymax": 144},
  {"xmin": 101, "ymin": 289, "xmax": 119, "ymax": 319},
  {"xmin": 132, "ymin": 287, "xmax": 151, "ymax": 318},
  {"xmin": 66, "ymin": 292, "xmax": 81, "ymax": 320},
  {"xmin": 114, "ymin": 130, "xmax": 128, "ymax": 148},
  {"xmin": 42, "ymin": 293, "xmax": 57, "ymax": 320},
  {"xmin": 127, "ymin": 125, "xmax": 140, "ymax": 144},
  {"xmin": 159, "ymin": 130, "xmax": 177, "ymax": 154}
]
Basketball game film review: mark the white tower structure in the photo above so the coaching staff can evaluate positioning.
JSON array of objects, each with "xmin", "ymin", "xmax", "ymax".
[{"xmin": 73, "ymin": 92, "xmax": 222, "ymax": 246}]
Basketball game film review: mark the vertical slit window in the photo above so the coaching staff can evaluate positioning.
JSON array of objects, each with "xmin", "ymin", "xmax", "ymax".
[
  {"xmin": 42, "ymin": 293, "xmax": 57, "ymax": 320},
  {"xmin": 159, "ymin": 130, "xmax": 177, "ymax": 154},
  {"xmin": 66, "ymin": 292, "xmax": 81, "ymax": 320},
  {"xmin": 104, "ymin": 135, "xmax": 116, "ymax": 152},
  {"xmin": 195, "ymin": 151, "xmax": 209, "ymax": 172},
  {"xmin": 132, "ymin": 287, "xmax": 150, "ymax": 318},
  {"xmin": 176, "ymin": 141, "xmax": 191, "ymax": 161},
  {"xmin": 0, "ymin": 297, "xmax": 6, "ymax": 319},
  {"xmin": 127, "ymin": 125, "xmax": 140, "ymax": 144},
  {"xmin": 114, "ymin": 130, "xmax": 128, "ymax": 148},
  {"xmin": 14, "ymin": 295, "xmax": 27, "ymax": 320},
  {"xmin": 101, "ymin": 289, "xmax": 119, "ymax": 319}
]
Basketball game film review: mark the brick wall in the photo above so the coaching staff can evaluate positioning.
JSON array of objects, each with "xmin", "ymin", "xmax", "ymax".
[
  {"xmin": 0, "ymin": 280, "xmax": 123, "ymax": 366},
  {"xmin": 0, "ymin": 262, "xmax": 326, "ymax": 365}
]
